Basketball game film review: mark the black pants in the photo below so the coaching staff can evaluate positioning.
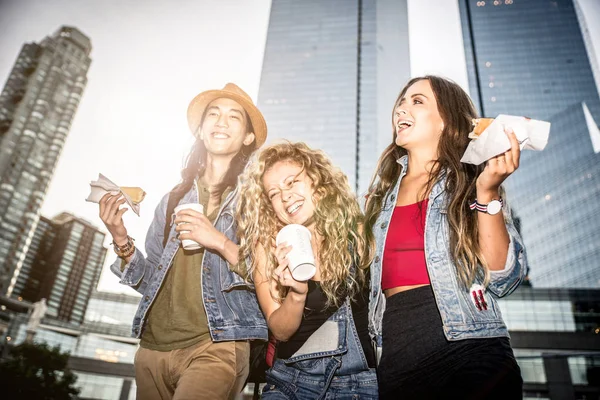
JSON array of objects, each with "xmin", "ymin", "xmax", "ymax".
[{"xmin": 378, "ymin": 285, "xmax": 523, "ymax": 400}]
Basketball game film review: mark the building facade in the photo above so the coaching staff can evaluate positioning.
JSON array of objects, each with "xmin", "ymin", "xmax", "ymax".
[
  {"xmin": 257, "ymin": 0, "xmax": 410, "ymax": 194},
  {"xmin": 9, "ymin": 216, "xmax": 53, "ymax": 299},
  {"xmin": 2, "ymin": 290, "xmax": 140, "ymax": 400},
  {"xmin": 458, "ymin": 0, "xmax": 600, "ymax": 288},
  {"xmin": 12, "ymin": 213, "xmax": 107, "ymax": 325},
  {"xmin": 2, "ymin": 286, "xmax": 597, "ymax": 400},
  {"xmin": 497, "ymin": 286, "xmax": 600, "ymax": 399},
  {"xmin": 0, "ymin": 26, "xmax": 92, "ymax": 296}
]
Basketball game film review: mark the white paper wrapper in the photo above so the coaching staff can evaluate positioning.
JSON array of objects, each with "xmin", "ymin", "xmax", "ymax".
[
  {"xmin": 85, "ymin": 173, "xmax": 141, "ymax": 216},
  {"xmin": 460, "ymin": 115, "xmax": 550, "ymax": 165}
]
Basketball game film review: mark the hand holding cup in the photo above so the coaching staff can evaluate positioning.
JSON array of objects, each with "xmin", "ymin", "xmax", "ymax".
[
  {"xmin": 275, "ymin": 224, "xmax": 317, "ymax": 281},
  {"xmin": 174, "ymin": 203, "xmax": 230, "ymax": 252},
  {"xmin": 273, "ymin": 241, "xmax": 309, "ymax": 295}
]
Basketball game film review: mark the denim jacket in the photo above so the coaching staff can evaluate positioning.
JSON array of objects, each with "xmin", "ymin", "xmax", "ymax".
[
  {"xmin": 110, "ymin": 181, "xmax": 268, "ymax": 341},
  {"xmin": 369, "ymin": 156, "xmax": 527, "ymax": 351}
]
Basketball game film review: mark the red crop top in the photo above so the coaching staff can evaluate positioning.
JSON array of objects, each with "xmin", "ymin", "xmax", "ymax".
[{"xmin": 381, "ymin": 199, "xmax": 430, "ymax": 290}]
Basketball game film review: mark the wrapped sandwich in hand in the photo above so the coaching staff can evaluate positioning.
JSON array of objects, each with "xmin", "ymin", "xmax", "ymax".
[
  {"xmin": 120, "ymin": 187, "xmax": 146, "ymax": 205},
  {"xmin": 86, "ymin": 174, "xmax": 145, "ymax": 216},
  {"xmin": 468, "ymin": 118, "xmax": 494, "ymax": 139},
  {"xmin": 461, "ymin": 115, "xmax": 550, "ymax": 165}
]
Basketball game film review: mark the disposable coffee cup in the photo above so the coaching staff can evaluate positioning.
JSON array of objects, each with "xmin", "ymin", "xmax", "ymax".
[
  {"xmin": 173, "ymin": 203, "xmax": 204, "ymax": 250},
  {"xmin": 275, "ymin": 224, "xmax": 316, "ymax": 281}
]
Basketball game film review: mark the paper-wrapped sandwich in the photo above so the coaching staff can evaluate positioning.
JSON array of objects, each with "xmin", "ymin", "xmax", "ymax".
[
  {"xmin": 120, "ymin": 187, "xmax": 146, "ymax": 205},
  {"xmin": 86, "ymin": 174, "xmax": 145, "ymax": 216},
  {"xmin": 461, "ymin": 115, "xmax": 550, "ymax": 165},
  {"xmin": 468, "ymin": 118, "xmax": 495, "ymax": 139}
]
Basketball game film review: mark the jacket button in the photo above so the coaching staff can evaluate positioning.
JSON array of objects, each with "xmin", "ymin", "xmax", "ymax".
[
  {"xmin": 380, "ymin": 222, "xmax": 387, "ymax": 229},
  {"xmin": 375, "ymin": 256, "xmax": 380, "ymax": 263},
  {"xmin": 390, "ymin": 195, "xmax": 395, "ymax": 202},
  {"xmin": 157, "ymin": 265, "xmax": 162, "ymax": 270},
  {"xmin": 134, "ymin": 328, "xmax": 139, "ymax": 334},
  {"xmin": 144, "ymin": 296, "xmax": 150, "ymax": 301}
]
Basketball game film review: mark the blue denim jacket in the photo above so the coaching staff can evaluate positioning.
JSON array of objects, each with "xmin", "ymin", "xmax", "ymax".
[
  {"xmin": 110, "ymin": 181, "xmax": 268, "ymax": 341},
  {"xmin": 369, "ymin": 156, "xmax": 527, "ymax": 352}
]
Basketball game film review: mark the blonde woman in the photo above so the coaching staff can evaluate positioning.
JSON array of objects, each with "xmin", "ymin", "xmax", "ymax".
[
  {"xmin": 237, "ymin": 142, "xmax": 377, "ymax": 399},
  {"xmin": 365, "ymin": 76, "xmax": 526, "ymax": 399}
]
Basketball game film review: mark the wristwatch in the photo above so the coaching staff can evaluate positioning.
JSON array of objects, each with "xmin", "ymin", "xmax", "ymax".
[{"xmin": 469, "ymin": 198, "xmax": 503, "ymax": 215}]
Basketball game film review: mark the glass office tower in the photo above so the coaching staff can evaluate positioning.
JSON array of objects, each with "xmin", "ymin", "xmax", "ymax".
[
  {"xmin": 258, "ymin": 0, "xmax": 411, "ymax": 194},
  {"xmin": 458, "ymin": 0, "xmax": 600, "ymax": 288},
  {"xmin": 11, "ymin": 213, "xmax": 106, "ymax": 325},
  {"xmin": 0, "ymin": 26, "xmax": 92, "ymax": 296}
]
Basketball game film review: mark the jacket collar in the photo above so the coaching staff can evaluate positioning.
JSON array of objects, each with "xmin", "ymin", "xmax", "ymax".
[{"xmin": 395, "ymin": 154, "xmax": 446, "ymax": 202}]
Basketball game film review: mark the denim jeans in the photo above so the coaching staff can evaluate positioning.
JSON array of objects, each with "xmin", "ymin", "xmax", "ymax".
[
  {"xmin": 262, "ymin": 359, "xmax": 378, "ymax": 399},
  {"xmin": 262, "ymin": 300, "xmax": 378, "ymax": 400}
]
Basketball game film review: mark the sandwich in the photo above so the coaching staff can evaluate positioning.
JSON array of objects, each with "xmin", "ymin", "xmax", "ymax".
[
  {"xmin": 468, "ymin": 118, "xmax": 494, "ymax": 139},
  {"xmin": 120, "ymin": 187, "xmax": 146, "ymax": 205}
]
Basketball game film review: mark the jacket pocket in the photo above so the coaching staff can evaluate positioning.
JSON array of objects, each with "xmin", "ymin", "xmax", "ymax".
[{"xmin": 220, "ymin": 258, "xmax": 253, "ymax": 291}]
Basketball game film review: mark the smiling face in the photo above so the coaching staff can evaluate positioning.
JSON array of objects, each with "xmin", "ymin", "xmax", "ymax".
[
  {"xmin": 199, "ymin": 97, "xmax": 255, "ymax": 157},
  {"xmin": 393, "ymin": 79, "xmax": 445, "ymax": 151},
  {"xmin": 262, "ymin": 160, "xmax": 317, "ymax": 227}
]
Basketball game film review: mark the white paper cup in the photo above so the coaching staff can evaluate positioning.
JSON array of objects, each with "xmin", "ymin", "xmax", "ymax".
[
  {"xmin": 276, "ymin": 224, "xmax": 316, "ymax": 281},
  {"xmin": 173, "ymin": 203, "xmax": 204, "ymax": 250}
]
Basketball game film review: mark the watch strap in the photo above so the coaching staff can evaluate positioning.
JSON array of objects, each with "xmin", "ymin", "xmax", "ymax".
[{"xmin": 469, "ymin": 198, "xmax": 503, "ymax": 213}]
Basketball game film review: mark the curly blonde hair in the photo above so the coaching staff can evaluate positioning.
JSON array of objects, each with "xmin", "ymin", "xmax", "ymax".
[{"xmin": 236, "ymin": 141, "xmax": 371, "ymax": 308}]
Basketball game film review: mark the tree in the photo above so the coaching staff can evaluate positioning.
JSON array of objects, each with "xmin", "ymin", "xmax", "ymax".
[{"xmin": 0, "ymin": 342, "xmax": 80, "ymax": 399}]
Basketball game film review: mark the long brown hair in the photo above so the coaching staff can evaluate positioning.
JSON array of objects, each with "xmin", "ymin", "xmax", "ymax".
[
  {"xmin": 171, "ymin": 104, "xmax": 256, "ymax": 200},
  {"xmin": 364, "ymin": 75, "xmax": 494, "ymax": 287}
]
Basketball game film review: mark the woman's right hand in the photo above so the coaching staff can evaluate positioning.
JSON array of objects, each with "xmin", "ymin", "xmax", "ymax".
[
  {"xmin": 273, "ymin": 242, "xmax": 308, "ymax": 296},
  {"xmin": 99, "ymin": 192, "xmax": 129, "ymax": 245}
]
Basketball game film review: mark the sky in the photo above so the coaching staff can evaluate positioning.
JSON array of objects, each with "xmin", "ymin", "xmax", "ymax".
[
  {"xmin": 0, "ymin": 0, "xmax": 598, "ymax": 295},
  {"xmin": 0, "ymin": 0, "xmax": 272, "ymax": 295}
]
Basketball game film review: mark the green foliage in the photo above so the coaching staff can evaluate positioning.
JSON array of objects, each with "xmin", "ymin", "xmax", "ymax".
[{"xmin": 0, "ymin": 342, "xmax": 80, "ymax": 400}]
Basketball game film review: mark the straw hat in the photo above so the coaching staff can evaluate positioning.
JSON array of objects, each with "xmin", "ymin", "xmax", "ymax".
[{"xmin": 187, "ymin": 83, "xmax": 267, "ymax": 147}]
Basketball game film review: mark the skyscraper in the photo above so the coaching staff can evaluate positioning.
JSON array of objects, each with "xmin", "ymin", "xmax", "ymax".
[
  {"xmin": 458, "ymin": 0, "xmax": 600, "ymax": 288},
  {"xmin": 9, "ymin": 215, "xmax": 54, "ymax": 298},
  {"xmin": 12, "ymin": 213, "xmax": 107, "ymax": 325},
  {"xmin": 257, "ymin": 0, "xmax": 410, "ymax": 193},
  {"xmin": 0, "ymin": 26, "xmax": 92, "ymax": 296}
]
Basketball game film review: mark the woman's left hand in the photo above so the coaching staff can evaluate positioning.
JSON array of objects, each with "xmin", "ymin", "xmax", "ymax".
[
  {"xmin": 272, "ymin": 242, "xmax": 309, "ymax": 295},
  {"xmin": 174, "ymin": 209, "xmax": 227, "ymax": 251},
  {"xmin": 476, "ymin": 127, "xmax": 521, "ymax": 195}
]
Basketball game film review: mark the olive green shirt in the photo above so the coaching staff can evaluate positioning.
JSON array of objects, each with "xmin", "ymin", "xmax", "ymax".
[{"xmin": 140, "ymin": 180, "xmax": 233, "ymax": 351}]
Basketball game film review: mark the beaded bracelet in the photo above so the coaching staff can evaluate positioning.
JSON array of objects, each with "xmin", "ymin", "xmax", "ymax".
[
  {"xmin": 119, "ymin": 243, "xmax": 136, "ymax": 259},
  {"xmin": 111, "ymin": 236, "xmax": 135, "ymax": 258}
]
